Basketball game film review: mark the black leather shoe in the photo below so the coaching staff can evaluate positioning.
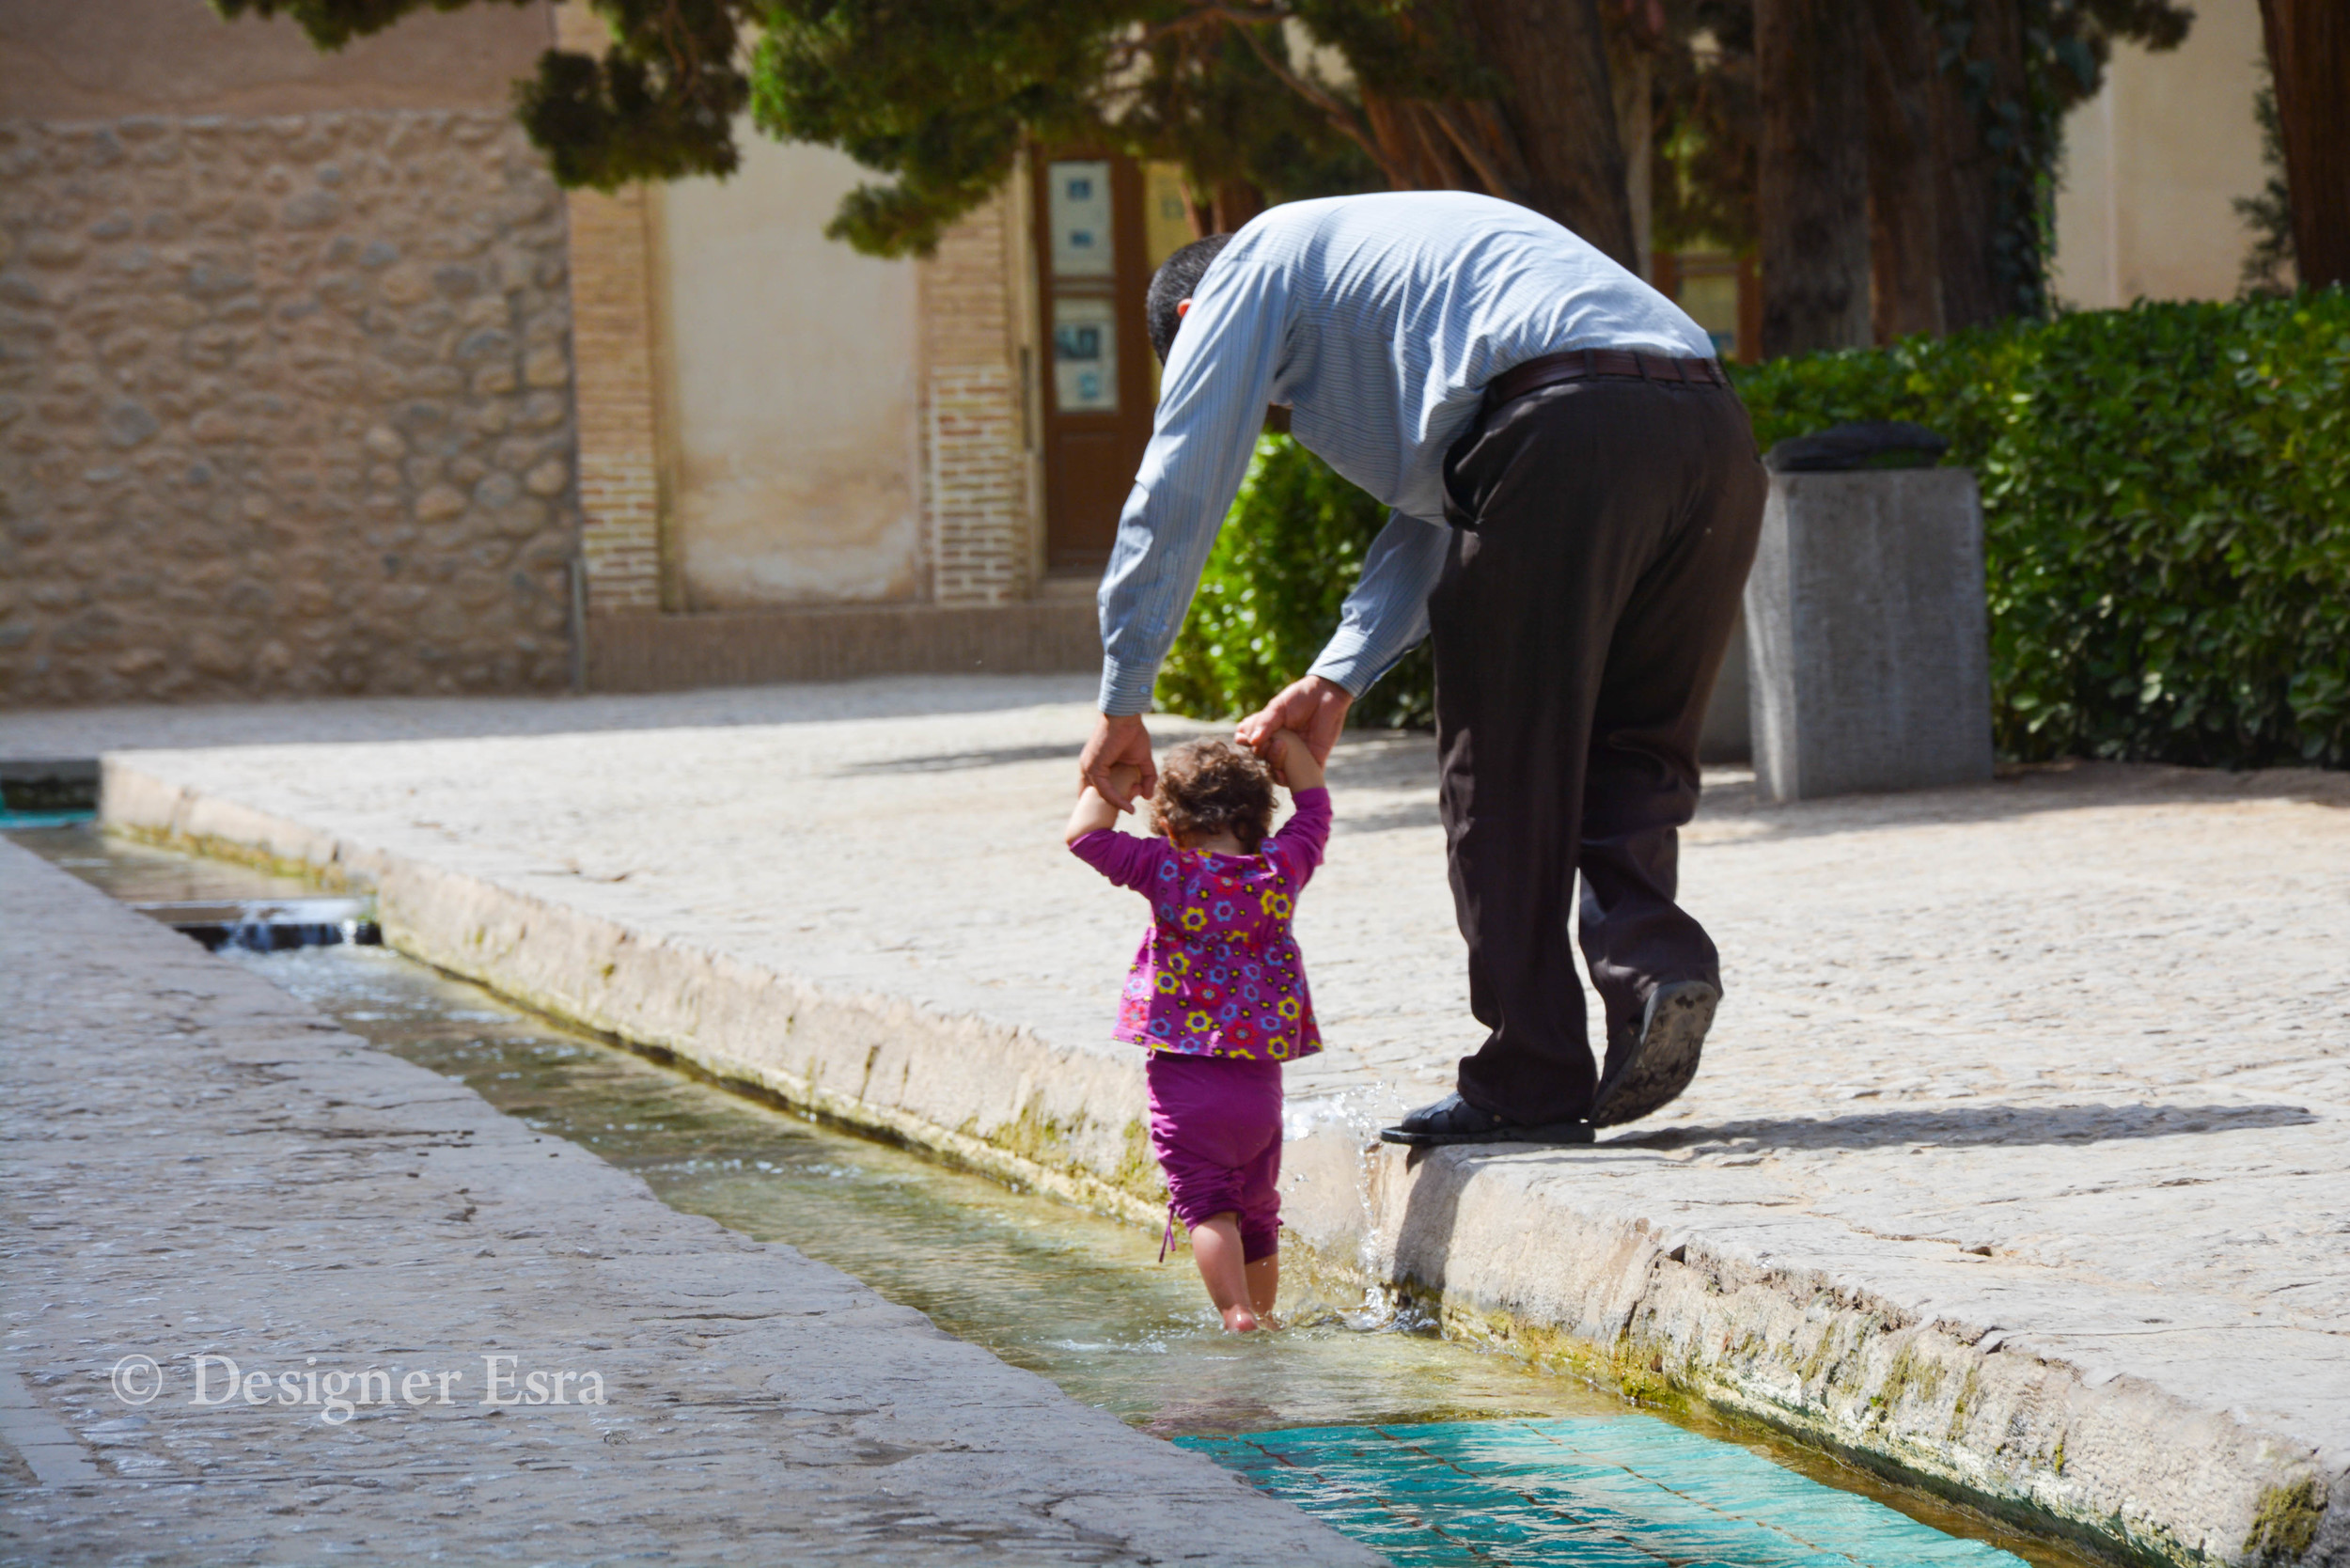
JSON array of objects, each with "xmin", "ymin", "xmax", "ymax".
[
  {"xmin": 1590, "ymin": 979, "xmax": 1720, "ymax": 1128},
  {"xmin": 1378, "ymin": 1091, "xmax": 1594, "ymax": 1147}
]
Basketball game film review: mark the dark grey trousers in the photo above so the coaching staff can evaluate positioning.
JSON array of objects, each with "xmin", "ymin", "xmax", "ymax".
[{"xmin": 1431, "ymin": 375, "xmax": 1767, "ymax": 1124}]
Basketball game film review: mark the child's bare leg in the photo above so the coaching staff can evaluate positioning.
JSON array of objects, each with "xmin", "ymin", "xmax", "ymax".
[
  {"xmin": 1190, "ymin": 1214, "xmax": 1259, "ymax": 1331},
  {"xmin": 1246, "ymin": 1252, "xmax": 1278, "ymax": 1319}
]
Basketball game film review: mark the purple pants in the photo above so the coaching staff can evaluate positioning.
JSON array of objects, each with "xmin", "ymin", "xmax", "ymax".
[{"xmin": 1147, "ymin": 1051, "xmax": 1283, "ymax": 1263}]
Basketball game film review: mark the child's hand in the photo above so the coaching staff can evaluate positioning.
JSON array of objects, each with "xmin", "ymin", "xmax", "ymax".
[
  {"xmin": 1268, "ymin": 729, "xmax": 1325, "ymax": 792},
  {"xmin": 1065, "ymin": 769, "xmax": 1141, "ymax": 844}
]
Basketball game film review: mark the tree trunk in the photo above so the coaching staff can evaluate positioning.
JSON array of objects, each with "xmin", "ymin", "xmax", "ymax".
[
  {"xmin": 2257, "ymin": 0, "xmax": 2349, "ymax": 289},
  {"xmin": 1210, "ymin": 180, "xmax": 1266, "ymax": 234},
  {"xmin": 1613, "ymin": 48, "xmax": 1656, "ymax": 280},
  {"xmin": 1757, "ymin": 0, "xmax": 1872, "ymax": 355},
  {"xmin": 1866, "ymin": 0, "xmax": 1944, "ymax": 340},
  {"xmin": 1458, "ymin": 0, "xmax": 1638, "ymax": 268},
  {"xmin": 1930, "ymin": 0, "xmax": 2029, "ymax": 330}
]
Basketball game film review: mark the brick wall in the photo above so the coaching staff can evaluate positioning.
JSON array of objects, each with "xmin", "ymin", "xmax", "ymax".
[
  {"xmin": 920, "ymin": 186, "xmax": 1036, "ymax": 606},
  {"xmin": 0, "ymin": 112, "xmax": 580, "ymax": 704},
  {"xmin": 564, "ymin": 181, "xmax": 662, "ymax": 616},
  {"xmin": 552, "ymin": 0, "xmax": 662, "ymax": 619}
]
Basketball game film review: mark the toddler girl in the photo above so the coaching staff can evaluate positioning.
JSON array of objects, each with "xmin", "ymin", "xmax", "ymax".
[{"xmin": 1065, "ymin": 733, "xmax": 1329, "ymax": 1333}]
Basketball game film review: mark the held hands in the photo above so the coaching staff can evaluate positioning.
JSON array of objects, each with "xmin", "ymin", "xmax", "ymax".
[
  {"xmin": 1078, "ymin": 670, "xmax": 1341, "ymax": 830},
  {"xmin": 1079, "ymin": 713, "xmax": 1156, "ymax": 812},
  {"xmin": 1064, "ymin": 761, "xmax": 1143, "ymax": 844},
  {"xmin": 1235, "ymin": 675, "xmax": 1352, "ymax": 784},
  {"xmin": 1262, "ymin": 729, "xmax": 1325, "ymax": 792}
]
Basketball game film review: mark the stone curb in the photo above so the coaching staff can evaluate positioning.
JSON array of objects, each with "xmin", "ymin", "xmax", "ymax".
[{"xmin": 98, "ymin": 758, "xmax": 2348, "ymax": 1568}]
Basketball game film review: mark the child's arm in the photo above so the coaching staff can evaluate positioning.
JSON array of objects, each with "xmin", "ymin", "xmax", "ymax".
[
  {"xmin": 1066, "ymin": 763, "xmax": 1172, "ymax": 891},
  {"xmin": 1065, "ymin": 763, "xmax": 1140, "ymax": 844},
  {"xmin": 1268, "ymin": 729, "xmax": 1324, "ymax": 792},
  {"xmin": 1264, "ymin": 729, "xmax": 1332, "ymax": 888}
]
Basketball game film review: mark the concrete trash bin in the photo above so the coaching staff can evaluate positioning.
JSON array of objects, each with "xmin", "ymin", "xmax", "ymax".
[{"xmin": 1743, "ymin": 467, "xmax": 1994, "ymax": 803}]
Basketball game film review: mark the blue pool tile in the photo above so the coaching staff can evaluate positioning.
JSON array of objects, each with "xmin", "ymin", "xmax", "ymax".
[{"xmin": 1179, "ymin": 1417, "xmax": 2029, "ymax": 1568}]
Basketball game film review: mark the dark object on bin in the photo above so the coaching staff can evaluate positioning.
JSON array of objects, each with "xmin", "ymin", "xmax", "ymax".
[{"xmin": 1763, "ymin": 421, "xmax": 1950, "ymax": 473}]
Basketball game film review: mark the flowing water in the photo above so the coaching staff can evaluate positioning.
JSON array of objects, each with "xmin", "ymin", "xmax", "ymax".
[{"xmin": 14, "ymin": 823, "xmax": 2099, "ymax": 1568}]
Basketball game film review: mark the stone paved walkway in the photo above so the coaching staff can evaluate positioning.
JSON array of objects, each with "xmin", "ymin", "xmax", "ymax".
[
  {"xmin": 5, "ymin": 678, "xmax": 2346, "ymax": 1562},
  {"xmin": 0, "ymin": 837, "xmax": 1376, "ymax": 1565}
]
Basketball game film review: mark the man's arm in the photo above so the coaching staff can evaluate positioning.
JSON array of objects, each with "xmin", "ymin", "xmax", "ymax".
[
  {"xmin": 1306, "ymin": 510, "xmax": 1449, "ymax": 698},
  {"xmin": 1095, "ymin": 261, "xmax": 1289, "ymax": 718}
]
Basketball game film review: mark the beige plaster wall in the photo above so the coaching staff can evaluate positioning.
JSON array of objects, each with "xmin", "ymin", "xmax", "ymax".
[
  {"xmin": 2050, "ymin": 0, "xmax": 2273, "ymax": 307},
  {"xmin": 0, "ymin": 0, "xmax": 553, "ymax": 119},
  {"xmin": 652, "ymin": 134, "xmax": 922, "ymax": 610}
]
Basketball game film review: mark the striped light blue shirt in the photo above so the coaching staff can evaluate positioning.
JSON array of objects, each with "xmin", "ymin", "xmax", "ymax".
[{"xmin": 1097, "ymin": 191, "xmax": 1716, "ymax": 715}]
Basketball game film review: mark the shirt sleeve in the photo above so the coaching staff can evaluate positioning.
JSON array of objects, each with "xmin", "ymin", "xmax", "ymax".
[
  {"xmin": 1304, "ymin": 510, "xmax": 1450, "ymax": 697},
  {"xmin": 1069, "ymin": 828, "xmax": 1172, "ymax": 893},
  {"xmin": 1264, "ymin": 786, "xmax": 1332, "ymax": 892},
  {"xmin": 1096, "ymin": 260, "xmax": 1290, "ymax": 716}
]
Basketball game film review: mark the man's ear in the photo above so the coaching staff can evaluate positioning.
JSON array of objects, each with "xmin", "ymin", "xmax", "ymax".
[{"xmin": 1177, "ymin": 299, "xmax": 1192, "ymax": 320}]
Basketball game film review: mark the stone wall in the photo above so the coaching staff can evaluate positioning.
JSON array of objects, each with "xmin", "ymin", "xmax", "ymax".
[{"xmin": 0, "ymin": 111, "xmax": 579, "ymax": 705}]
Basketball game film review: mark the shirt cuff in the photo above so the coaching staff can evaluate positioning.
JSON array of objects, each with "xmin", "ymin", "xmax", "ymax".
[
  {"xmin": 1098, "ymin": 659, "xmax": 1156, "ymax": 717},
  {"xmin": 1303, "ymin": 630, "xmax": 1379, "ymax": 698}
]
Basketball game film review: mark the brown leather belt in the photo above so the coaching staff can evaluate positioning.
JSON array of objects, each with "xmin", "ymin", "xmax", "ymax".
[{"xmin": 1483, "ymin": 348, "xmax": 1727, "ymax": 411}]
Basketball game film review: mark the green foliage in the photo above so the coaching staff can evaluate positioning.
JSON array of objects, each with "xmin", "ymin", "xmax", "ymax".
[
  {"xmin": 212, "ymin": 0, "xmax": 536, "ymax": 52},
  {"xmin": 1157, "ymin": 436, "xmax": 1433, "ymax": 731},
  {"xmin": 217, "ymin": 0, "xmax": 746, "ymax": 190},
  {"xmin": 1164, "ymin": 296, "xmax": 2350, "ymax": 771},
  {"xmin": 1740, "ymin": 292, "xmax": 2350, "ymax": 767},
  {"xmin": 2234, "ymin": 71, "xmax": 2297, "ymax": 298},
  {"xmin": 752, "ymin": 2, "xmax": 1375, "ymax": 258},
  {"xmin": 1647, "ymin": 0, "xmax": 2194, "ymax": 309},
  {"xmin": 215, "ymin": 0, "xmax": 1378, "ymax": 246}
]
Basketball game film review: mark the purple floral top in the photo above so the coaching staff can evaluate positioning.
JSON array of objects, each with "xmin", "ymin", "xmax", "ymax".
[{"xmin": 1070, "ymin": 787, "xmax": 1331, "ymax": 1060}]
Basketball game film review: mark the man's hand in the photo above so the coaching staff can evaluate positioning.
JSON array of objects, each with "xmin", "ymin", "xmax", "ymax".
[
  {"xmin": 1081, "ymin": 713, "xmax": 1156, "ymax": 811},
  {"xmin": 1235, "ymin": 675, "xmax": 1353, "ymax": 779}
]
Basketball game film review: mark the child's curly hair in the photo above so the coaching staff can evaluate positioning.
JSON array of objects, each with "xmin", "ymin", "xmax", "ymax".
[{"xmin": 1150, "ymin": 739, "xmax": 1277, "ymax": 853}]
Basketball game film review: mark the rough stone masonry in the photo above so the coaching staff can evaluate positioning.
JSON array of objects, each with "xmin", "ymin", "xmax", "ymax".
[
  {"xmin": 0, "ymin": 112, "xmax": 579, "ymax": 705},
  {"xmin": 0, "ymin": 838, "xmax": 1377, "ymax": 1565}
]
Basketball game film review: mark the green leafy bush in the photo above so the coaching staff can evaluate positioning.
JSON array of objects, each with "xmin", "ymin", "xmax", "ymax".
[
  {"xmin": 1156, "ymin": 433, "xmax": 1434, "ymax": 729},
  {"xmin": 1736, "ymin": 293, "xmax": 2350, "ymax": 767},
  {"xmin": 1159, "ymin": 293, "xmax": 2350, "ymax": 767}
]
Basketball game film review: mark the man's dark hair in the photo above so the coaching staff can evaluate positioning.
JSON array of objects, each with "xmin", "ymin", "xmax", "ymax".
[{"xmin": 1147, "ymin": 233, "xmax": 1234, "ymax": 362}]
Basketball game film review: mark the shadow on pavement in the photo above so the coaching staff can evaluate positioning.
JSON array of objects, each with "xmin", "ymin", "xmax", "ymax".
[
  {"xmin": 0, "ymin": 674, "xmax": 1102, "ymax": 760},
  {"xmin": 838, "ymin": 744, "xmax": 1077, "ymax": 776},
  {"xmin": 1325, "ymin": 739, "xmax": 2350, "ymax": 842},
  {"xmin": 1604, "ymin": 1100, "xmax": 2320, "ymax": 1152}
]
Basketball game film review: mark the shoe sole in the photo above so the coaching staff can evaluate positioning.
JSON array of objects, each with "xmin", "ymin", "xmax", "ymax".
[
  {"xmin": 1590, "ymin": 980, "xmax": 1718, "ymax": 1129},
  {"xmin": 1377, "ymin": 1121, "xmax": 1595, "ymax": 1148}
]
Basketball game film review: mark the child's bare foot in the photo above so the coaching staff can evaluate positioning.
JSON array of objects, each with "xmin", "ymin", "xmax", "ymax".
[{"xmin": 1221, "ymin": 1305, "xmax": 1260, "ymax": 1333}]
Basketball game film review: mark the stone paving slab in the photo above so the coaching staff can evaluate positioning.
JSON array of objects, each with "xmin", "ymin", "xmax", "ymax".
[
  {"xmin": 5, "ymin": 678, "xmax": 2347, "ymax": 1565},
  {"xmin": 0, "ymin": 838, "xmax": 1380, "ymax": 1566}
]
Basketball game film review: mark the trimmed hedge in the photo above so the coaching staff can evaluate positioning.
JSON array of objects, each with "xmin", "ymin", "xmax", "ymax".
[{"xmin": 1160, "ymin": 293, "xmax": 2350, "ymax": 767}]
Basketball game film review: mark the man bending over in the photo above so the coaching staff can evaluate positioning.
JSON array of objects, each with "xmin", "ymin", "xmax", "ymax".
[{"xmin": 1076, "ymin": 192, "xmax": 1766, "ymax": 1145}]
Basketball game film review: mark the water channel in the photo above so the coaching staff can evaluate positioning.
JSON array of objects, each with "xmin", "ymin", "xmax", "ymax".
[{"xmin": 13, "ymin": 822, "xmax": 2100, "ymax": 1568}]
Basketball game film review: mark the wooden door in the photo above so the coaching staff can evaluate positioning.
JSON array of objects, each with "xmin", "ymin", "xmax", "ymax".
[{"xmin": 1034, "ymin": 154, "xmax": 1157, "ymax": 576}]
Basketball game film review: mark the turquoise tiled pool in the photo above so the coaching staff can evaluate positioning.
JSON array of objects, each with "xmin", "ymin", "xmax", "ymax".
[{"xmin": 1183, "ymin": 1418, "xmax": 2025, "ymax": 1566}]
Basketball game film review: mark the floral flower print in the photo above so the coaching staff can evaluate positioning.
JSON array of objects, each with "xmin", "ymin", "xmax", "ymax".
[{"xmin": 1073, "ymin": 788, "xmax": 1329, "ymax": 1062}]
